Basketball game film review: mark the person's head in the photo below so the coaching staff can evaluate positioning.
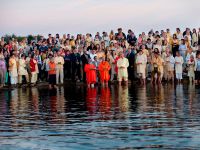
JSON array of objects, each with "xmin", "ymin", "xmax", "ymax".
[
  {"xmin": 190, "ymin": 55, "xmax": 194, "ymax": 61},
  {"xmin": 94, "ymin": 56, "xmax": 97, "ymax": 61},
  {"xmin": 21, "ymin": 54, "xmax": 25, "ymax": 59},
  {"xmin": 181, "ymin": 39, "xmax": 185, "ymax": 44},
  {"xmin": 176, "ymin": 51, "xmax": 180, "ymax": 56},
  {"xmin": 197, "ymin": 53, "xmax": 200, "ymax": 59},
  {"xmin": 50, "ymin": 56, "xmax": 54, "ymax": 62},
  {"xmin": 128, "ymin": 29, "xmax": 132, "ymax": 34},
  {"xmin": 165, "ymin": 46, "xmax": 170, "ymax": 53},
  {"xmin": 147, "ymin": 38, "xmax": 151, "ymax": 43},
  {"xmin": 141, "ymin": 45, "xmax": 146, "ymax": 50},
  {"xmin": 118, "ymin": 51, "xmax": 124, "ymax": 58},
  {"xmin": 88, "ymin": 58, "xmax": 92, "ymax": 64},
  {"xmin": 118, "ymin": 28, "xmax": 122, "ymax": 33},
  {"xmin": 173, "ymin": 34, "xmax": 177, "ymax": 39},
  {"xmin": 138, "ymin": 49, "xmax": 143, "ymax": 55},
  {"xmin": 73, "ymin": 49, "xmax": 78, "ymax": 53},
  {"xmin": 176, "ymin": 28, "xmax": 180, "ymax": 33},
  {"xmin": 31, "ymin": 54, "xmax": 35, "ymax": 59},
  {"xmin": 166, "ymin": 29, "xmax": 170, "ymax": 33},
  {"xmin": 128, "ymin": 46, "xmax": 132, "ymax": 53},
  {"xmin": 192, "ymin": 28, "xmax": 196, "ymax": 33},
  {"xmin": 154, "ymin": 48, "xmax": 160, "ymax": 57}
]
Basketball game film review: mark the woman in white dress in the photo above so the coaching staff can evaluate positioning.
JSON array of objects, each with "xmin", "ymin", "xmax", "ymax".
[
  {"xmin": 175, "ymin": 51, "xmax": 184, "ymax": 83},
  {"xmin": 187, "ymin": 55, "xmax": 195, "ymax": 83},
  {"xmin": 18, "ymin": 54, "xmax": 29, "ymax": 85},
  {"xmin": 9, "ymin": 53, "xmax": 18, "ymax": 85},
  {"xmin": 165, "ymin": 51, "xmax": 175, "ymax": 82},
  {"xmin": 136, "ymin": 49, "xmax": 147, "ymax": 85}
]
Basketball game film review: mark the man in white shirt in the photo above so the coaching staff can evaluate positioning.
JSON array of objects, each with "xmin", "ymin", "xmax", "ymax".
[
  {"xmin": 54, "ymin": 50, "xmax": 64, "ymax": 84},
  {"xmin": 117, "ymin": 52, "xmax": 129, "ymax": 86},
  {"xmin": 89, "ymin": 49, "xmax": 97, "ymax": 61}
]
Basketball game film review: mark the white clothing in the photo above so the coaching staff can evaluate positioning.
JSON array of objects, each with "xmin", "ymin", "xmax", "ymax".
[{"xmin": 175, "ymin": 56, "xmax": 183, "ymax": 74}]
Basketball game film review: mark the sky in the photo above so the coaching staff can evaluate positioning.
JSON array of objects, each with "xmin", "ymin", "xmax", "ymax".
[{"xmin": 0, "ymin": 0, "xmax": 199, "ymax": 37}]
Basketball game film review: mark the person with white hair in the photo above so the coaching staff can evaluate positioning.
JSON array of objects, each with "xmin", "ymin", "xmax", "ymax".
[{"xmin": 117, "ymin": 52, "xmax": 129, "ymax": 86}]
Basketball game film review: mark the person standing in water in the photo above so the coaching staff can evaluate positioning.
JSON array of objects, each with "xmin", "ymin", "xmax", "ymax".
[
  {"xmin": 84, "ymin": 58, "xmax": 97, "ymax": 88},
  {"xmin": 117, "ymin": 52, "xmax": 129, "ymax": 86},
  {"xmin": 48, "ymin": 55, "xmax": 57, "ymax": 89},
  {"xmin": 175, "ymin": 51, "xmax": 184, "ymax": 83},
  {"xmin": 98, "ymin": 57, "xmax": 111, "ymax": 87}
]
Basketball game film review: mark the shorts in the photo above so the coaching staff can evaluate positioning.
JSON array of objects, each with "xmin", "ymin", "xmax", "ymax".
[
  {"xmin": 176, "ymin": 73, "xmax": 182, "ymax": 80},
  {"xmin": 195, "ymin": 71, "xmax": 200, "ymax": 80},
  {"xmin": 49, "ymin": 74, "xmax": 56, "ymax": 85}
]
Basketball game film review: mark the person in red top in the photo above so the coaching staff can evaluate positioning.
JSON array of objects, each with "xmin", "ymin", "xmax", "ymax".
[
  {"xmin": 84, "ymin": 58, "xmax": 97, "ymax": 88},
  {"xmin": 48, "ymin": 55, "xmax": 56, "ymax": 89},
  {"xmin": 98, "ymin": 58, "xmax": 111, "ymax": 86},
  {"xmin": 30, "ymin": 54, "xmax": 37, "ymax": 86}
]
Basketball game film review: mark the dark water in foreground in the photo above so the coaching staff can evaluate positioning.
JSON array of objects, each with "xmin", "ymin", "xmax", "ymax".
[{"xmin": 0, "ymin": 84, "xmax": 200, "ymax": 150}]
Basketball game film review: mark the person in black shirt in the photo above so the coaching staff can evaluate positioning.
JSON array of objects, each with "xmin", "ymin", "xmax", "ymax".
[
  {"xmin": 127, "ymin": 30, "xmax": 137, "ymax": 46},
  {"xmin": 126, "ymin": 46, "xmax": 135, "ymax": 82},
  {"xmin": 81, "ymin": 49, "xmax": 90, "ymax": 83},
  {"xmin": 64, "ymin": 50, "xmax": 71, "ymax": 79},
  {"xmin": 70, "ymin": 49, "xmax": 81, "ymax": 82}
]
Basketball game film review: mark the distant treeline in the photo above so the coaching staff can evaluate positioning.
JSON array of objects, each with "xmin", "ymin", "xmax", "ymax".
[{"xmin": 2, "ymin": 34, "xmax": 43, "ymax": 44}]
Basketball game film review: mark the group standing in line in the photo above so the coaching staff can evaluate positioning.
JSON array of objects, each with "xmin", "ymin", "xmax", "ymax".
[{"xmin": 0, "ymin": 27, "xmax": 200, "ymax": 89}]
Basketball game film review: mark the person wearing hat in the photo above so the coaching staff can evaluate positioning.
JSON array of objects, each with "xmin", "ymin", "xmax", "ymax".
[
  {"xmin": 136, "ymin": 49, "xmax": 147, "ymax": 85},
  {"xmin": 0, "ymin": 55, "xmax": 6, "ymax": 88},
  {"xmin": 54, "ymin": 50, "xmax": 64, "ymax": 85},
  {"xmin": 117, "ymin": 52, "xmax": 129, "ymax": 86},
  {"xmin": 151, "ymin": 48, "xmax": 164, "ymax": 84}
]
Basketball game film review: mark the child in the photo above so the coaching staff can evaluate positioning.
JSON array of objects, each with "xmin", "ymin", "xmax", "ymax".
[
  {"xmin": 187, "ymin": 55, "xmax": 195, "ymax": 83},
  {"xmin": 48, "ymin": 56, "xmax": 56, "ymax": 89},
  {"xmin": 175, "ymin": 51, "xmax": 184, "ymax": 83},
  {"xmin": 84, "ymin": 58, "xmax": 97, "ymax": 88},
  {"xmin": 195, "ymin": 53, "xmax": 200, "ymax": 84},
  {"xmin": 165, "ymin": 51, "xmax": 175, "ymax": 82},
  {"xmin": 136, "ymin": 49, "xmax": 147, "ymax": 85}
]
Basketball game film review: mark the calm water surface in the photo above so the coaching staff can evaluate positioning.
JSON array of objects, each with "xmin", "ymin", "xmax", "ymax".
[{"xmin": 0, "ymin": 84, "xmax": 200, "ymax": 150}]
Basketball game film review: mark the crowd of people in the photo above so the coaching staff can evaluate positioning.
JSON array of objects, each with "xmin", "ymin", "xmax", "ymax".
[{"xmin": 0, "ymin": 27, "xmax": 200, "ymax": 89}]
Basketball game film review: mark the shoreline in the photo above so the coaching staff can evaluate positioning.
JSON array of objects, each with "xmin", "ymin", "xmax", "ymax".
[{"xmin": 0, "ymin": 79, "xmax": 199, "ymax": 91}]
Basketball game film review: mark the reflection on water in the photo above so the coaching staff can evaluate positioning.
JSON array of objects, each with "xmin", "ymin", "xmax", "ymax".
[{"xmin": 0, "ymin": 84, "xmax": 200, "ymax": 149}]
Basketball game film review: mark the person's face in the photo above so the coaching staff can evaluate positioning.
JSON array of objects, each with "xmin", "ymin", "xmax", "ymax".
[
  {"xmin": 120, "ymin": 53, "xmax": 124, "ymax": 58},
  {"xmin": 128, "ymin": 47, "xmax": 131, "ymax": 52},
  {"xmin": 142, "ymin": 45, "xmax": 145, "ymax": 49}
]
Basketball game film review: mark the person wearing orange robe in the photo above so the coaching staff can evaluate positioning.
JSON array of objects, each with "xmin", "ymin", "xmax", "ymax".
[
  {"xmin": 84, "ymin": 59, "xmax": 97, "ymax": 87},
  {"xmin": 98, "ymin": 59, "xmax": 111, "ymax": 86}
]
